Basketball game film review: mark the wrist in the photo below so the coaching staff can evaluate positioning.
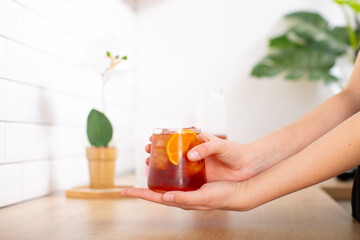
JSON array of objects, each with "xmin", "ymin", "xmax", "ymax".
[
  {"xmin": 229, "ymin": 181, "xmax": 256, "ymax": 211},
  {"xmin": 243, "ymin": 142, "xmax": 270, "ymax": 178}
]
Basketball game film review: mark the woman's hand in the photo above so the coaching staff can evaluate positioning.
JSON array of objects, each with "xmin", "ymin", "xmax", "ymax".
[
  {"xmin": 122, "ymin": 132, "xmax": 264, "ymax": 210},
  {"xmin": 122, "ymin": 181, "xmax": 252, "ymax": 211},
  {"xmin": 146, "ymin": 132, "xmax": 265, "ymax": 182}
]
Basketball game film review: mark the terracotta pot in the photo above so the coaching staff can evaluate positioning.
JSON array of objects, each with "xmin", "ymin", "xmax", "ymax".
[{"xmin": 86, "ymin": 147, "xmax": 117, "ymax": 189}]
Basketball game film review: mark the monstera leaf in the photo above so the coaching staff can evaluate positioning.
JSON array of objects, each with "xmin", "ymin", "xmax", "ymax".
[{"xmin": 251, "ymin": 11, "xmax": 351, "ymax": 83}]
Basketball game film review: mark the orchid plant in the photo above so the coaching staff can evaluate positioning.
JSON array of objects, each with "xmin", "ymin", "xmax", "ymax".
[{"xmin": 87, "ymin": 51, "xmax": 127, "ymax": 147}]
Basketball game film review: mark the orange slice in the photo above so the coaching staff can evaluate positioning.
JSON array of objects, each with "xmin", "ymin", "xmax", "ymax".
[{"xmin": 166, "ymin": 130, "xmax": 196, "ymax": 166}]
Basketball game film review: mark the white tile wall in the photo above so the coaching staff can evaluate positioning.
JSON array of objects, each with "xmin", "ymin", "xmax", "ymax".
[
  {"xmin": 0, "ymin": 0, "xmax": 23, "ymax": 41},
  {"xmin": 22, "ymin": 8, "xmax": 51, "ymax": 52},
  {"xmin": 5, "ymin": 123, "xmax": 85, "ymax": 162},
  {"xmin": 0, "ymin": 0, "xmax": 137, "ymax": 207},
  {"xmin": 6, "ymin": 40, "xmax": 46, "ymax": 86},
  {"xmin": 49, "ymin": 157, "xmax": 89, "ymax": 191},
  {"xmin": 0, "ymin": 123, "xmax": 5, "ymax": 163},
  {"xmin": 0, "ymin": 163, "xmax": 22, "ymax": 207},
  {"xmin": 0, "ymin": 36, "xmax": 5, "ymax": 77},
  {"xmin": 21, "ymin": 158, "xmax": 90, "ymax": 201},
  {"xmin": 22, "ymin": 160, "xmax": 51, "ymax": 200},
  {"xmin": 0, "ymin": 79, "xmax": 24, "ymax": 121}
]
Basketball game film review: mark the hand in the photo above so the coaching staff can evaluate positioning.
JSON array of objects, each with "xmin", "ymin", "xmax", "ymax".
[
  {"xmin": 122, "ymin": 181, "xmax": 252, "ymax": 211},
  {"xmin": 122, "ymin": 132, "xmax": 260, "ymax": 210},
  {"xmin": 146, "ymin": 132, "xmax": 261, "ymax": 182}
]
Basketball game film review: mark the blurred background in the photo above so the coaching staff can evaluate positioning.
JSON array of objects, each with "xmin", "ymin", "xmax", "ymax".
[{"xmin": 0, "ymin": 0, "xmax": 349, "ymax": 207}]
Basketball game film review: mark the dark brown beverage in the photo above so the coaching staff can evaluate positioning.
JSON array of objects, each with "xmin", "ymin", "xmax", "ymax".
[{"xmin": 148, "ymin": 128, "xmax": 207, "ymax": 192}]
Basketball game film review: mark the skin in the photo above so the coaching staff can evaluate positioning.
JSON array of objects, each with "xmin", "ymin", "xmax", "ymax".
[{"xmin": 122, "ymin": 53, "xmax": 360, "ymax": 211}]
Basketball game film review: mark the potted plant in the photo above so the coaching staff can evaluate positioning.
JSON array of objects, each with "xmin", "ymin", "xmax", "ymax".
[
  {"xmin": 86, "ymin": 51, "xmax": 127, "ymax": 189},
  {"xmin": 251, "ymin": 0, "xmax": 360, "ymax": 89},
  {"xmin": 251, "ymin": 0, "xmax": 360, "ymax": 180}
]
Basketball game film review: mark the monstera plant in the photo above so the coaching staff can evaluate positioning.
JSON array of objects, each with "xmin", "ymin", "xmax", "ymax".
[
  {"xmin": 251, "ymin": 0, "xmax": 360, "ymax": 87},
  {"xmin": 252, "ymin": 0, "xmax": 360, "ymax": 180},
  {"xmin": 86, "ymin": 51, "xmax": 127, "ymax": 189}
]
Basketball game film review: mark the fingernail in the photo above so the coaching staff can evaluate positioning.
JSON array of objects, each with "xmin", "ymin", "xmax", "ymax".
[
  {"xmin": 163, "ymin": 193, "xmax": 174, "ymax": 202},
  {"xmin": 188, "ymin": 150, "xmax": 200, "ymax": 160}
]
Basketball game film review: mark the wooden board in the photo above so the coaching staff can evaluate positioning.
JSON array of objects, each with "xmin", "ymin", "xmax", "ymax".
[{"xmin": 66, "ymin": 185, "xmax": 133, "ymax": 199}]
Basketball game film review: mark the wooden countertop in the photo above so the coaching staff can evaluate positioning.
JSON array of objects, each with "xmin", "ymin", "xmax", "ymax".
[{"xmin": 0, "ymin": 179, "xmax": 360, "ymax": 240}]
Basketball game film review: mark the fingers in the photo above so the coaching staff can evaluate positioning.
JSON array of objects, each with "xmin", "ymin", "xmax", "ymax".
[
  {"xmin": 145, "ymin": 144, "xmax": 151, "ymax": 153},
  {"xmin": 145, "ymin": 136, "xmax": 152, "ymax": 164},
  {"xmin": 163, "ymin": 190, "xmax": 207, "ymax": 206},
  {"xmin": 187, "ymin": 138, "xmax": 226, "ymax": 161},
  {"xmin": 121, "ymin": 188, "xmax": 208, "ymax": 210},
  {"xmin": 200, "ymin": 132, "xmax": 219, "ymax": 142},
  {"xmin": 122, "ymin": 188, "xmax": 164, "ymax": 204},
  {"xmin": 122, "ymin": 182, "xmax": 238, "ymax": 211}
]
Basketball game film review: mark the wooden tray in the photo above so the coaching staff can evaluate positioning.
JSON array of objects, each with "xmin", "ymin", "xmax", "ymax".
[{"xmin": 66, "ymin": 185, "xmax": 133, "ymax": 199}]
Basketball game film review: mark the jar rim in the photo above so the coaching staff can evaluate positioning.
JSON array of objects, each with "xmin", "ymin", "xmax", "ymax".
[{"xmin": 152, "ymin": 128, "xmax": 201, "ymax": 134}]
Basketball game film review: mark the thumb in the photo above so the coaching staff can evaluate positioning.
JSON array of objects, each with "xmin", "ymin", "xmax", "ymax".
[{"xmin": 187, "ymin": 140, "xmax": 225, "ymax": 161}]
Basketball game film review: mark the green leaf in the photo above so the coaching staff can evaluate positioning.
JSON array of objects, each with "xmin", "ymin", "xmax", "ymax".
[
  {"xmin": 286, "ymin": 11, "xmax": 329, "ymax": 30},
  {"xmin": 115, "ymin": 55, "xmax": 119, "ymax": 59},
  {"xmin": 308, "ymin": 71, "xmax": 321, "ymax": 80},
  {"xmin": 251, "ymin": 11, "xmax": 349, "ymax": 85},
  {"xmin": 334, "ymin": 0, "xmax": 360, "ymax": 12},
  {"xmin": 286, "ymin": 70, "xmax": 304, "ymax": 80},
  {"xmin": 285, "ymin": 12, "xmax": 349, "ymax": 55},
  {"xmin": 269, "ymin": 35, "xmax": 301, "ymax": 48},
  {"xmin": 251, "ymin": 62, "xmax": 284, "ymax": 77},
  {"xmin": 122, "ymin": 56, "xmax": 128, "ymax": 60},
  {"xmin": 106, "ymin": 51, "xmax": 111, "ymax": 57},
  {"xmin": 252, "ymin": 44, "xmax": 339, "ymax": 82},
  {"xmin": 324, "ymin": 74, "xmax": 339, "ymax": 84},
  {"xmin": 331, "ymin": 26, "xmax": 350, "ymax": 45},
  {"xmin": 87, "ymin": 109, "xmax": 113, "ymax": 147}
]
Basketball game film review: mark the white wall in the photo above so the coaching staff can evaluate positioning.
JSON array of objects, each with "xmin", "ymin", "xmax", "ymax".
[
  {"xmin": 0, "ymin": 0, "xmax": 137, "ymax": 207},
  {"xmin": 136, "ymin": 0, "xmax": 344, "ymax": 144},
  {"xmin": 0, "ymin": 0, "xmax": 350, "ymax": 205}
]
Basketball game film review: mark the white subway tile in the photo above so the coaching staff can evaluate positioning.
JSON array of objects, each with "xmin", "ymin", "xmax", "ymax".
[
  {"xmin": 6, "ymin": 123, "xmax": 50, "ymax": 162},
  {"xmin": 0, "ymin": 79, "xmax": 24, "ymax": 122},
  {"xmin": 22, "ymin": 86, "xmax": 53, "ymax": 123},
  {"xmin": 6, "ymin": 123, "xmax": 85, "ymax": 162},
  {"xmin": 6, "ymin": 40, "xmax": 43, "ymax": 86},
  {"xmin": 0, "ymin": 0, "xmax": 23, "ymax": 41},
  {"xmin": 0, "ymin": 82, "xmax": 92, "ymax": 125},
  {"xmin": 49, "ymin": 27, "xmax": 75, "ymax": 62},
  {"xmin": 0, "ymin": 163, "xmax": 22, "ymax": 207},
  {"xmin": 16, "ymin": 0, "xmax": 66, "ymax": 30},
  {"xmin": 26, "ymin": 90, "xmax": 93, "ymax": 127},
  {"xmin": 0, "ymin": 36, "xmax": 5, "ymax": 78},
  {"xmin": 22, "ymin": 9, "xmax": 51, "ymax": 52},
  {"xmin": 51, "ymin": 126, "xmax": 86, "ymax": 157},
  {"xmin": 0, "ymin": 123, "xmax": 5, "ymax": 163},
  {"xmin": 49, "ymin": 93, "xmax": 86, "ymax": 125},
  {"xmin": 49, "ymin": 158, "xmax": 74, "ymax": 190},
  {"xmin": 50, "ymin": 157, "xmax": 89, "ymax": 191},
  {"xmin": 22, "ymin": 160, "xmax": 51, "ymax": 200}
]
